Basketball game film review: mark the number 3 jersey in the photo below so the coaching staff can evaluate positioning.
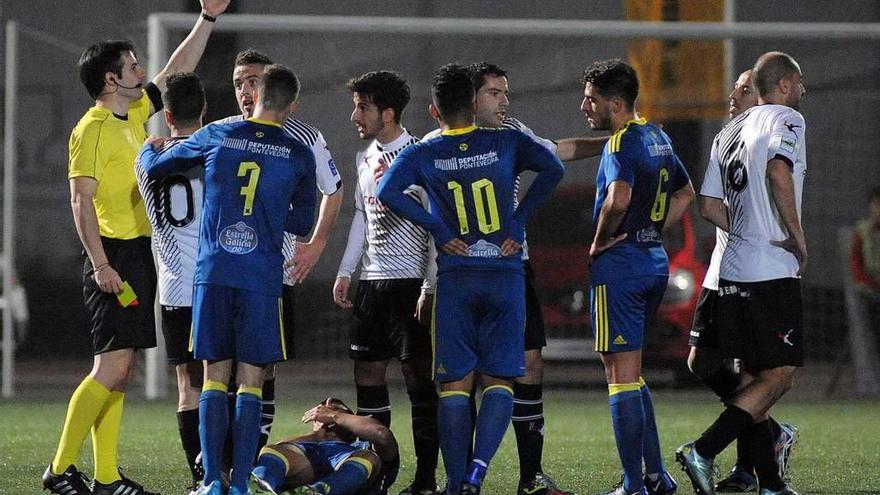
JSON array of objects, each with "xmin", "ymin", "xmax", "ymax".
[
  {"xmin": 701, "ymin": 104, "xmax": 807, "ymax": 282},
  {"xmin": 377, "ymin": 125, "xmax": 564, "ymax": 275},
  {"xmin": 138, "ymin": 118, "xmax": 317, "ymax": 297},
  {"xmin": 135, "ymin": 137, "xmax": 202, "ymax": 307}
]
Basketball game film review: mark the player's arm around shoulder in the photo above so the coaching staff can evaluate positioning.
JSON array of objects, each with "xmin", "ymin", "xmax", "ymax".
[{"xmin": 139, "ymin": 125, "xmax": 211, "ymax": 179}]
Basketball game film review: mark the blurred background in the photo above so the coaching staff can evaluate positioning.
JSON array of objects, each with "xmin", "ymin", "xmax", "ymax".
[{"xmin": 1, "ymin": 0, "xmax": 878, "ymax": 395}]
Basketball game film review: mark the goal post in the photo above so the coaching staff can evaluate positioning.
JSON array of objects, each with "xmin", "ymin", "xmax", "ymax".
[{"xmin": 135, "ymin": 13, "xmax": 880, "ymax": 398}]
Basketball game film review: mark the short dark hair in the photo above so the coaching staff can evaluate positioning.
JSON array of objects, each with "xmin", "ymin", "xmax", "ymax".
[
  {"xmin": 258, "ymin": 64, "xmax": 300, "ymax": 111},
  {"xmin": 431, "ymin": 63, "xmax": 475, "ymax": 121},
  {"xmin": 346, "ymin": 71, "xmax": 411, "ymax": 123},
  {"xmin": 234, "ymin": 48, "xmax": 273, "ymax": 67},
  {"xmin": 79, "ymin": 40, "xmax": 136, "ymax": 99},
  {"xmin": 869, "ymin": 186, "xmax": 880, "ymax": 203},
  {"xmin": 321, "ymin": 397, "xmax": 353, "ymax": 414},
  {"xmin": 163, "ymin": 72, "xmax": 205, "ymax": 126},
  {"xmin": 468, "ymin": 61, "xmax": 507, "ymax": 92},
  {"xmin": 581, "ymin": 59, "xmax": 639, "ymax": 110},
  {"xmin": 753, "ymin": 52, "xmax": 801, "ymax": 97}
]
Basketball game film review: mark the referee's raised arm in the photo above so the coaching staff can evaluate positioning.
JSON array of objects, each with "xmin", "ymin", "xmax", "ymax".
[{"xmin": 148, "ymin": 0, "xmax": 230, "ymax": 113}]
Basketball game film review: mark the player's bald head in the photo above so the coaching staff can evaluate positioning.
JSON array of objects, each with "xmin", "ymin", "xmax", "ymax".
[{"xmin": 753, "ymin": 52, "xmax": 801, "ymax": 98}]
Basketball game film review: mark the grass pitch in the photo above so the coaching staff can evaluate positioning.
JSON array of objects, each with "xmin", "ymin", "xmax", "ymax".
[{"xmin": 4, "ymin": 389, "xmax": 878, "ymax": 494}]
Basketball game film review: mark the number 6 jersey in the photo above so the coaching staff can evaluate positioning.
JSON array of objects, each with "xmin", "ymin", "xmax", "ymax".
[
  {"xmin": 135, "ymin": 136, "xmax": 203, "ymax": 307},
  {"xmin": 138, "ymin": 118, "xmax": 317, "ymax": 297}
]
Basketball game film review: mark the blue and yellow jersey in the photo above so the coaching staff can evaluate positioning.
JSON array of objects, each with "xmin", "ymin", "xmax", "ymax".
[
  {"xmin": 377, "ymin": 125, "xmax": 563, "ymax": 274},
  {"xmin": 138, "ymin": 118, "xmax": 317, "ymax": 296},
  {"xmin": 592, "ymin": 118, "xmax": 690, "ymax": 277}
]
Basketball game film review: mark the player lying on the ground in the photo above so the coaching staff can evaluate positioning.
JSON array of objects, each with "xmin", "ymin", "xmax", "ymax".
[{"xmin": 249, "ymin": 398, "xmax": 399, "ymax": 495}]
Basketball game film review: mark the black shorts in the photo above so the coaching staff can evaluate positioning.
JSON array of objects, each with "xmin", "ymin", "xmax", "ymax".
[
  {"xmin": 716, "ymin": 278, "xmax": 804, "ymax": 371},
  {"xmin": 350, "ymin": 279, "xmax": 431, "ymax": 362},
  {"xmin": 524, "ymin": 260, "xmax": 547, "ymax": 350},
  {"xmin": 161, "ymin": 305, "xmax": 195, "ymax": 365},
  {"xmin": 83, "ymin": 236, "xmax": 157, "ymax": 355},
  {"xmin": 688, "ymin": 287, "xmax": 720, "ymax": 348},
  {"xmin": 281, "ymin": 283, "xmax": 297, "ymax": 359}
]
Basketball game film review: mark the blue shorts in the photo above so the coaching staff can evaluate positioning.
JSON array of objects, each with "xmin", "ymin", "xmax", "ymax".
[
  {"xmin": 191, "ymin": 283, "xmax": 286, "ymax": 364},
  {"xmin": 590, "ymin": 274, "xmax": 668, "ymax": 353},
  {"xmin": 433, "ymin": 270, "xmax": 526, "ymax": 382},
  {"xmin": 287, "ymin": 440, "xmax": 370, "ymax": 479}
]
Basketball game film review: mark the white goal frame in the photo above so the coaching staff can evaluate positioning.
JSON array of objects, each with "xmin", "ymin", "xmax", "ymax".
[{"xmin": 2, "ymin": 13, "xmax": 877, "ymax": 398}]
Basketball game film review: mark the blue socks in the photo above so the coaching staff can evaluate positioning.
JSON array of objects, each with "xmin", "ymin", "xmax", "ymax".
[
  {"xmin": 199, "ymin": 382, "xmax": 230, "ymax": 487},
  {"xmin": 438, "ymin": 392, "xmax": 472, "ymax": 491},
  {"xmin": 609, "ymin": 383, "xmax": 645, "ymax": 492},
  {"xmin": 472, "ymin": 385, "xmax": 514, "ymax": 479},
  {"xmin": 439, "ymin": 385, "xmax": 514, "ymax": 491},
  {"xmin": 252, "ymin": 450, "xmax": 288, "ymax": 490},
  {"xmin": 232, "ymin": 387, "xmax": 263, "ymax": 492},
  {"xmin": 640, "ymin": 378, "xmax": 666, "ymax": 476},
  {"xmin": 313, "ymin": 457, "xmax": 372, "ymax": 494}
]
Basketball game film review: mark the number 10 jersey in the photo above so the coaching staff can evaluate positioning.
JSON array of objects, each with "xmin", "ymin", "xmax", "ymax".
[{"xmin": 136, "ymin": 137, "xmax": 203, "ymax": 307}]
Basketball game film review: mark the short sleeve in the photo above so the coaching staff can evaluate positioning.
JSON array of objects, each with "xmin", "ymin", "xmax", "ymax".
[
  {"xmin": 68, "ymin": 119, "xmax": 106, "ymax": 180},
  {"xmin": 700, "ymin": 137, "xmax": 724, "ymax": 199},
  {"xmin": 312, "ymin": 131, "xmax": 342, "ymax": 195},
  {"xmin": 604, "ymin": 131, "xmax": 639, "ymax": 185},
  {"xmin": 504, "ymin": 118, "xmax": 558, "ymax": 154},
  {"xmin": 512, "ymin": 129, "xmax": 562, "ymax": 175},
  {"xmin": 767, "ymin": 109, "xmax": 805, "ymax": 168}
]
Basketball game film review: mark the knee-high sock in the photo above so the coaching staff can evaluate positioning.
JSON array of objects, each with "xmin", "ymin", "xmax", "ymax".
[
  {"xmin": 252, "ymin": 447, "xmax": 289, "ymax": 491},
  {"xmin": 231, "ymin": 387, "xmax": 263, "ymax": 492},
  {"xmin": 199, "ymin": 381, "xmax": 229, "ymax": 487},
  {"xmin": 177, "ymin": 408, "xmax": 203, "ymax": 484},
  {"xmin": 52, "ymin": 376, "xmax": 111, "ymax": 474},
  {"xmin": 471, "ymin": 385, "xmax": 514, "ymax": 482},
  {"xmin": 748, "ymin": 420, "xmax": 785, "ymax": 491},
  {"xmin": 512, "ymin": 382, "xmax": 544, "ymax": 483},
  {"xmin": 407, "ymin": 384, "xmax": 439, "ymax": 485},
  {"xmin": 92, "ymin": 391, "xmax": 125, "ymax": 484},
  {"xmin": 694, "ymin": 405, "xmax": 754, "ymax": 460},
  {"xmin": 735, "ymin": 426, "xmax": 754, "ymax": 473},
  {"xmin": 356, "ymin": 384, "xmax": 391, "ymax": 427},
  {"xmin": 258, "ymin": 378, "xmax": 276, "ymax": 458},
  {"xmin": 313, "ymin": 457, "xmax": 372, "ymax": 494},
  {"xmin": 438, "ymin": 392, "xmax": 472, "ymax": 491},
  {"xmin": 639, "ymin": 378, "xmax": 665, "ymax": 476},
  {"xmin": 609, "ymin": 383, "xmax": 645, "ymax": 492}
]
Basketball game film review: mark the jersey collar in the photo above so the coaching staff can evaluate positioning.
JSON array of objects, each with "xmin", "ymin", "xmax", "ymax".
[
  {"xmin": 624, "ymin": 117, "xmax": 647, "ymax": 127},
  {"xmin": 376, "ymin": 128, "xmax": 413, "ymax": 153},
  {"xmin": 441, "ymin": 124, "xmax": 478, "ymax": 136},
  {"xmin": 246, "ymin": 117, "xmax": 282, "ymax": 128}
]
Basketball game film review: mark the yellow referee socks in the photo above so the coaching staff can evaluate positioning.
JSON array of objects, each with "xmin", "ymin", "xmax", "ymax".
[
  {"xmin": 92, "ymin": 391, "xmax": 125, "ymax": 484},
  {"xmin": 51, "ymin": 376, "xmax": 111, "ymax": 474}
]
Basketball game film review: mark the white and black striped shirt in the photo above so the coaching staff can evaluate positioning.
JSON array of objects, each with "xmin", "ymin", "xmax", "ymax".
[
  {"xmin": 135, "ymin": 137, "xmax": 202, "ymax": 307},
  {"xmin": 701, "ymin": 104, "xmax": 807, "ymax": 282},
  {"xmin": 337, "ymin": 130, "xmax": 432, "ymax": 280}
]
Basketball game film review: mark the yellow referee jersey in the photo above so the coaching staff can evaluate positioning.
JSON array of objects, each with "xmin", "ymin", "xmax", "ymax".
[{"xmin": 68, "ymin": 91, "xmax": 152, "ymax": 239}]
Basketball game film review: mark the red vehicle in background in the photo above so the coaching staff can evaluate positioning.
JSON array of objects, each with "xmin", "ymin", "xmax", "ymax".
[{"xmin": 527, "ymin": 185, "xmax": 706, "ymax": 381}]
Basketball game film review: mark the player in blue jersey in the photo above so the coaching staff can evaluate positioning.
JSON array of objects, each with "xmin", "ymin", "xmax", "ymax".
[
  {"xmin": 377, "ymin": 63, "xmax": 564, "ymax": 495},
  {"xmin": 248, "ymin": 397, "xmax": 400, "ymax": 495},
  {"xmin": 582, "ymin": 59, "xmax": 694, "ymax": 495},
  {"xmin": 139, "ymin": 64, "xmax": 317, "ymax": 495}
]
